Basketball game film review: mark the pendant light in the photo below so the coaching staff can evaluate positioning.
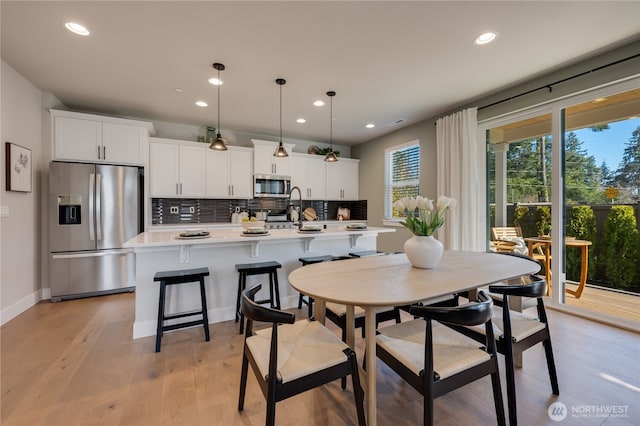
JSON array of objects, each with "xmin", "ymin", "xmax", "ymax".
[
  {"xmin": 273, "ymin": 78, "xmax": 289, "ymax": 157},
  {"xmin": 209, "ymin": 62, "xmax": 228, "ymax": 151},
  {"xmin": 324, "ymin": 91, "xmax": 338, "ymax": 162}
]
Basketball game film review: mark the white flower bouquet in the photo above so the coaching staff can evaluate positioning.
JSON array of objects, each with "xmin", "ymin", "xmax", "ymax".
[{"xmin": 393, "ymin": 195, "xmax": 456, "ymax": 236}]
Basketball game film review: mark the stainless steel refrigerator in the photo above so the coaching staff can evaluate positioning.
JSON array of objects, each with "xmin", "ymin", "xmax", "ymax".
[{"xmin": 49, "ymin": 161, "xmax": 142, "ymax": 301}]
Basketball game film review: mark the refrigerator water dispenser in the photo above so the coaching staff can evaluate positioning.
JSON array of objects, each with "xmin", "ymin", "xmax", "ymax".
[{"xmin": 58, "ymin": 194, "xmax": 82, "ymax": 225}]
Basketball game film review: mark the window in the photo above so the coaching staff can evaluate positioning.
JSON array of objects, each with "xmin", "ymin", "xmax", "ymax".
[{"xmin": 384, "ymin": 141, "xmax": 420, "ymax": 219}]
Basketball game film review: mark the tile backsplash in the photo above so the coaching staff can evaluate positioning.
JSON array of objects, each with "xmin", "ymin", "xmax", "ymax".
[{"xmin": 151, "ymin": 198, "xmax": 367, "ymax": 225}]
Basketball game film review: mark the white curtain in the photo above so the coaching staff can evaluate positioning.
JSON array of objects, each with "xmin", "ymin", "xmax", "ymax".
[{"xmin": 436, "ymin": 107, "xmax": 481, "ymax": 251}]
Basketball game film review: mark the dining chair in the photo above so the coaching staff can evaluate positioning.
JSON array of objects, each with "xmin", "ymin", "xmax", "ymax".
[
  {"xmin": 376, "ymin": 290, "xmax": 506, "ymax": 426},
  {"xmin": 449, "ymin": 252, "xmax": 559, "ymax": 426},
  {"xmin": 238, "ymin": 284, "xmax": 365, "ymax": 426}
]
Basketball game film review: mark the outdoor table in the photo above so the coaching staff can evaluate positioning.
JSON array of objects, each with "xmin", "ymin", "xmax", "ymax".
[{"xmin": 524, "ymin": 237, "xmax": 593, "ymax": 298}]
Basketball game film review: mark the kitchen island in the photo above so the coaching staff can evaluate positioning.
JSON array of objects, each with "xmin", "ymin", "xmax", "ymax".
[{"xmin": 124, "ymin": 225, "xmax": 394, "ymax": 339}]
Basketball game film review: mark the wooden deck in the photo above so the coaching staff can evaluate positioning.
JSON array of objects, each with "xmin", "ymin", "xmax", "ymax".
[{"xmin": 563, "ymin": 282, "xmax": 640, "ymax": 323}]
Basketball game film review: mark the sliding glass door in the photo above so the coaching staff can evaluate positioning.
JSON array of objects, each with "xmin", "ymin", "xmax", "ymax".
[{"xmin": 482, "ymin": 79, "xmax": 639, "ymax": 326}]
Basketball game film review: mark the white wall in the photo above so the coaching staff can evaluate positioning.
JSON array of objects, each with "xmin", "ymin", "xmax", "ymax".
[{"xmin": 1, "ymin": 60, "xmax": 45, "ymax": 324}]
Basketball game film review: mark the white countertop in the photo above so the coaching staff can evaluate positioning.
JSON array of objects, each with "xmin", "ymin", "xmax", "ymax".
[{"xmin": 125, "ymin": 225, "xmax": 394, "ymax": 249}]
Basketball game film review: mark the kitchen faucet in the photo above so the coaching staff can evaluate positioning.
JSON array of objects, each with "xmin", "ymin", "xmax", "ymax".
[{"xmin": 288, "ymin": 186, "xmax": 302, "ymax": 228}]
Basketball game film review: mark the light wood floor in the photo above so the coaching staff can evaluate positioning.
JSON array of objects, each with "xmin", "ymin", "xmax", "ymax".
[{"xmin": 1, "ymin": 293, "xmax": 639, "ymax": 425}]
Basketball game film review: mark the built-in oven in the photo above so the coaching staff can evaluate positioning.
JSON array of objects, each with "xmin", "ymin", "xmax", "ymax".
[{"xmin": 254, "ymin": 174, "xmax": 291, "ymax": 198}]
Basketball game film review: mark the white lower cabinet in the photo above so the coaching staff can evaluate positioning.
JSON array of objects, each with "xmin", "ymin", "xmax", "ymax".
[
  {"xmin": 325, "ymin": 158, "xmax": 359, "ymax": 200},
  {"xmin": 149, "ymin": 139, "xmax": 205, "ymax": 197},
  {"xmin": 206, "ymin": 147, "xmax": 253, "ymax": 198}
]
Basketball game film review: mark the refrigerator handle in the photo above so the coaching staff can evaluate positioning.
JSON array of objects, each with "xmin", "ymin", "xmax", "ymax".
[
  {"xmin": 89, "ymin": 173, "xmax": 95, "ymax": 241},
  {"xmin": 96, "ymin": 173, "xmax": 102, "ymax": 241}
]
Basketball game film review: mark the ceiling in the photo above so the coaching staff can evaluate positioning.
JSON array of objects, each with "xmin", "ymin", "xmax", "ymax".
[{"xmin": 2, "ymin": 1, "xmax": 639, "ymax": 147}]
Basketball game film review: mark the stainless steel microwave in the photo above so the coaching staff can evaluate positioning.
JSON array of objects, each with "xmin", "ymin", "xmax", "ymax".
[{"xmin": 254, "ymin": 174, "xmax": 292, "ymax": 198}]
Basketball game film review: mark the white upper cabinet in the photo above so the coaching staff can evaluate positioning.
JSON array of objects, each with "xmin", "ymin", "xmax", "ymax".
[
  {"xmin": 291, "ymin": 153, "xmax": 326, "ymax": 200},
  {"xmin": 325, "ymin": 158, "xmax": 359, "ymax": 200},
  {"xmin": 206, "ymin": 147, "xmax": 253, "ymax": 198},
  {"xmin": 252, "ymin": 139, "xmax": 295, "ymax": 176},
  {"xmin": 149, "ymin": 138, "xmax": 205, "ymax": 197},
  {"xmin": 51, "ymin": 110, "xmax": 153, "ymax": 165}
]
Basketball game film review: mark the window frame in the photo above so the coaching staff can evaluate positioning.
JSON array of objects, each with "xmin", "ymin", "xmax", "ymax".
[{"xmin": 383, "ymin": 140, "xmax": 420, "ymax": 224}]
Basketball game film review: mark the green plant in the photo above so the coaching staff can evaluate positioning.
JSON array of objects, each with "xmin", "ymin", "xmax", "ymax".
[
  {"xmin": 534, "ymin": 206, "xmax": 552, "ymax": 236},
  {"xmin": 601, "ymin": 205, "xmax": 639, "ymax": 289},
  {"xmin": 513, "ymin": 205, "xmax": 536, "ymax": 237},
  {"xmin": 317, "ymin": 147, "xmax": 340, "ymax": 157},
  {"xmin": 566, "ymin": 206, "xmax": 597, "ymax": 281}
]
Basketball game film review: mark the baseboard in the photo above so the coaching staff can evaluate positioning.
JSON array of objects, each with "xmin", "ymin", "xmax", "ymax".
[
  {"xmin": 132, "ymin": 295, "xmax": 300, "ymax": 339},
  {"xmin": 1, "ymin": 288, "xmax": 49, "ymax": 326}
]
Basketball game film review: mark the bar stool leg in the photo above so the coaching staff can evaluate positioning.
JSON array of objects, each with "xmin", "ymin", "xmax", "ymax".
[
  {"xmin": 272, "ymin": 271, "xmax": 281, "ymax": 310},
  {"xmin": 199, "ymin": 277, "xmax": 210, "ymax": 342},
  {"xmin": 155, "ymin": 280, "xmax": 166, "ymax": 353},
  {"xmin": 239, "ymin": 273, "xmax": 247, "ymax": 334},
  {"xmin": 235, "ymin": 273, "xmax": 243, "ymax": 323}
]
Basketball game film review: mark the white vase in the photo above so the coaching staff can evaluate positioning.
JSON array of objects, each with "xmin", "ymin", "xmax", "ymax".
[{"xmin": 404, "ymin": 235, "xmax": 444, "ymax": 269}]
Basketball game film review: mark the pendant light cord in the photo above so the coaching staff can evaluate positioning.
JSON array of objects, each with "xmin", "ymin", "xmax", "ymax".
[
  {"xmin": 279, "ymin": 83, "xmax": 283, "ymax": 143},
  {"xmin": 217, "ymin": 67, "xmax": 221, "ymax": 134}
]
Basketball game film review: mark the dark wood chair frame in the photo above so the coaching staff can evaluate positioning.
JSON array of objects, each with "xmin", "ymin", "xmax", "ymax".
[
  {"xmin": 154, "ymin": 267, "xmax": 210, "ymax": 353},
  {"xmin": 448, "ymin": 252, "xmax": 559, "ymax": 426},
  {"xmin": 376, "ymin": 291, "xmax": 506, "ymax": 426},
  {"xmin": 238, "ymin": 284, "xmax": 366, "ymax": 426}
]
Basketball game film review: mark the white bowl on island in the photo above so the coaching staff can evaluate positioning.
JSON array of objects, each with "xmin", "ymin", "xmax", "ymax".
[{"xmin": 241, "ymin": 220, "xmax": 266, "ymax": 230}]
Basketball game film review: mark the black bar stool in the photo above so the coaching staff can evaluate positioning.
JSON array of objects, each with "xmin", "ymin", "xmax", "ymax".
[
  {"xmin": 154, "ymin": 267, "xmax": 210, "ymax": 353},
  {"xmin": 235, "ymin": 261, "xmax": 282, "ymax": 334},
  {"xmin": 297, "ymin": 255, "xmax": 334, "ymax": 318}
]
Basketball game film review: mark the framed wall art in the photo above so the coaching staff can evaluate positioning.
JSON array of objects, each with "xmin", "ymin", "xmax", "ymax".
[{"xmin": 5, "ymin": 142, "xmax": 32, "ymax": 192}]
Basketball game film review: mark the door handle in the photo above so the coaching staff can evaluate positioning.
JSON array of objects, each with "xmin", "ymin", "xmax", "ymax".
[
  {"xmin": 95, "ymin": 173, "xmax": 102, "ymax": 241},
  {"xmin": 89, "ymin": 173, "xmax": 95, "ymax": 241}
]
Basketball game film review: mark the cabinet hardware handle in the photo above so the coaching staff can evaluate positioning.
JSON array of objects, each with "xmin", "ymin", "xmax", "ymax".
[
  {"xmin": 102, "ymin": 146, "xmax": 106, "ymax": 159},
  {"xmin": 180, "ymin": 183, "xmax": 183, "ymax": 195},
  {"xmin": 97, "ymin": 146, "xmax": 101, "ymax": 160},
  {"xmin": 176, "ymin": 183, "xmax": 179, "ymax": 195}
]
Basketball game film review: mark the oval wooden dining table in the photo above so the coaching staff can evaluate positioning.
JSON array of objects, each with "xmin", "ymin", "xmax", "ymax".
[{"xmin": 288, "ymin": 250, "xmax": 540, "ymax": 425}]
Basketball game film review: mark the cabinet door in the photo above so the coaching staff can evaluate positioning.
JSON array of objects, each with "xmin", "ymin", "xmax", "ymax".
[
  {"xmin": 325, "ymin": 161, "xmax": 343, "ymax": 199},
  {"xmin": 341, "ymin": 160, "xmax": 359, "ymax": 200},
  {"xmin": 290, "ymin": 156, "xmax": 309, "ymax": 197},
  {"xmin": 253, "ymin": 146, "xmax": 276, "ymax": 174},
  {"xmin": 254, "ymin": 145, "xmax": 290, "ymax": 175},
  {"xmin": 229, "ymin": 149, "xmax": 254, "ymax": 198},
  {"xmin": 54, "ymin": 116, "xmax": 101, "ymax": 161},
  {"xmin": 205, "ymin": 150, "xmax": 230, "ymax": 197},
  {"xmin": 149, "ymin": 143, "xmax": 179, "ymax": 196},
  {"xmin": 102, "ymin": 123, "xmax": 143, "ymax": 165},
  {"xmin": 307, "ymin": 156, "xmax": 326, "ymax": 200},
  {"xmin": 179, "ymin": 145, "xmax": 206, "ymax": 197}
]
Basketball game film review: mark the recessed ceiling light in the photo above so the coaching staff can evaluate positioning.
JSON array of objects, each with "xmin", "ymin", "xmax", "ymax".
[
  {"xmin": 313, "ymin": 100, "xmax": 325, "ymax": 107},
  {"xmin": 208, "ymin": 78, "xmax": 223, "ymax": 86},
  {"xmin": 296, "ymin": 118, "xmax": 306, "ymax": 124},
  {"xmin": 365, "ymin": 123, "xmax": 375, "ymax": 129},
  {"xmin": 65, "ymin": 22, "xmax": 90, "ymax": 36},
  {"xmin": 475, "ymin": 32, "xmax": 497, "ymax": 45},
  {"xmin": 195, "ymin": 101, "xmax": 208, "ymax": 107},
  {"xmin": 174, "ymin": 88, "xmax": 184, "ymax": 93}
]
